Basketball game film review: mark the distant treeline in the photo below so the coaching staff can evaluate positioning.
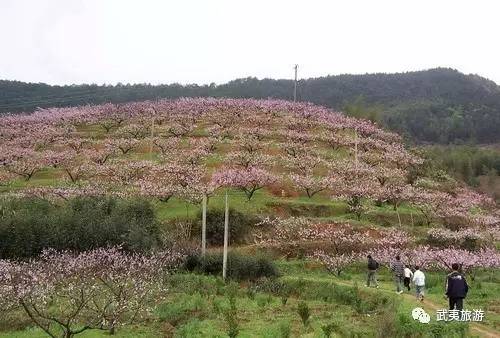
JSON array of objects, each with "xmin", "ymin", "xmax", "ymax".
[
  {"xmin": 422, "ymin": 145, "xmax": 500, "ymax": 187},
  {"xmin": 1, "ymin": 68, "xmax": 500, "ymax": 144}
]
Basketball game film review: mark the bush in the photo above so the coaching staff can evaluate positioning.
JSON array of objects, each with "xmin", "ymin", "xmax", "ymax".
[
  {"xmin": 194, "ymin": 208, "xmax": 258, "ymax": 245},
  {"xmin": 184, "ymin": 252, "xmax": 279, "ymax": 281},
  {"xmin": 252, "ymin": 279, "xmax": 291, "ymax": 304},
  {"xmin": 297, "ymin": 301, "xmax": 310, "ymax": 326},
  {"xmin": 322, "ymin": 323, "xmax": 340, "ymax": 338},
  {"xmin": 175, "ymin": 319, "xmax": 204, "ymax": 338},
  {"xmin": 256, "ymin": 294, "xmax": 269, "ymax": 309},
  {"xmin": 224, "ymin": 282, "xmax": 239, "ymax": 338},
  {"xmin": 389, "ymin": 312, "xmax": 469, "ymax": 338},
  {"xmin": 0, "ymin": 197, "xmax": 160, "ymax": 258},
  {"xmin": 277, "ymin": 320, "xmax": 291, "ymax": 338},
  {"xmin": 157, "ymin": 293, "xmax": 207, "ymax": 326}
]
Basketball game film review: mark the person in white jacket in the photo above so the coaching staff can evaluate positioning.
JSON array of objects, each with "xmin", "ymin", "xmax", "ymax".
[{"xmin": 412, "ymin": 266, "xmax": 425, "ymax": 301}]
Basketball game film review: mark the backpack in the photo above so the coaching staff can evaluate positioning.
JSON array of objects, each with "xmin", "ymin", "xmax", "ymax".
[{"xmin": 369, "ymin": 258, "xmax": 379, "ymax": 270}]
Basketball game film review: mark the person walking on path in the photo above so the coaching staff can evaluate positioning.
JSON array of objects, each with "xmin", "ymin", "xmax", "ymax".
[
  {"xmin": 403, "ymin": 265, "xmax": 413, "ymax": 291},
  {"xmin": 445, "ymin": 263, "xmax": 469, "ymax": 311},
  {"xmin": 391, "ymin": 255, "xmax": 405, "ymax": 294},
  {"xmin": 365, "ymin": 255, "xmax": 379, "ymax": 288},
  {"xmin": 413, "ymin": 266, "xmax": 425, "ymax": 301}
]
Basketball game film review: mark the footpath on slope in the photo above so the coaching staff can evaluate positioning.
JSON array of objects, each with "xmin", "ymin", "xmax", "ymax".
[{"xmin": 283, "ymin": 274, "xmax": 500, "ymax": 338}]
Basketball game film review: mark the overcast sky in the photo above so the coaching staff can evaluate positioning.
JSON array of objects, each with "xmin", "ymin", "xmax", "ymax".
[{"xmin": 1, "ymin": 0, "xmax": 499, "ymax": 86}]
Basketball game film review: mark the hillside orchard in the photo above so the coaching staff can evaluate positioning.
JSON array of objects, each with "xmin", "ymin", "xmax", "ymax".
[{"xmin": 1, "ymin": 98, "xmax": 499, "ymax": 337}]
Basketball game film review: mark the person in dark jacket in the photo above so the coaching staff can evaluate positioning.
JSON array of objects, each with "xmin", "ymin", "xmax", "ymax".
[
  {"xmin": 445, "ymin": 263, "xmax": 469, "ymax": 311},
  {"xmin": 403, "ymin": 264, "xmax": 413, "ymax": 291},
  {"xmin": 391, "ymin": 255, "xmax": 405, "ymax": 294},
  {"xmin": 366, "ymin": 255, "xmax": 379, "ymax": 288}
]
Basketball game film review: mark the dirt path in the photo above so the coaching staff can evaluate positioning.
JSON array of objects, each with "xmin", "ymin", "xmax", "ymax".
[{"xmin": 285, "ymin": 275, "xmax": 500, "ymax": 338}]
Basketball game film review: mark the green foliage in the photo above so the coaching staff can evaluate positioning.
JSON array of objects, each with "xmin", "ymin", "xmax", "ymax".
[
  {"xmin": 252, "ymin": 278, "xmax": 292, "ymax": 305},
  {"xmin": 211, "ymin": 298, "xmax": 224, "ymax": 315},
  {"xmin": 167, "ymin": 274, "xmax": 220, "ymax": 297},
  {"xmin": 343, "ymin": 95, "xmax": 381, "ymax": 123},
  {"xmin": 393, "ymin": 312, "xmax": 469, "ymax": 338},
  {"xmin": 175, "ymin": 319, "xmax": 205, "ymax": 338},
  {"xmin": 0, "ymin": 197, "xmax": 160, "ymax": 258},
  {"xmin": 256, "ymin": 294, "xmax": 268, "ymax": 309},
  {"xmin": 183, "ymin": 252, "xmax": 279, "ymax": 281},
  {"xmin": 194, "ymin": 208, "xmax": 258, "ymax": 245},
  {"xmin": 423, "ymin": 145, "xmax": 500, "ymax": 188},
  {"xmin": 277, "ymin": 320, "xmax": 292, "ymax": 338},
  {"xmin": 224, "ymin": 282, "xmax": 239, "ymax": 338},
  {"xmin": 245, "ymin": 286, "xmax": 256, "ymax": 300},
  {"xmin": 281, "ymin": 279, "xmax": 390, "ymax": 314},
  {"xmin": 157, "ymin": 293, "xmax": 207, "ymax": 326},
  {"xmin": 321, "ymin": 322, "xmax": 340, "ymax": 338},
  {"xmin": 297, "ymin": 301, "xmax": 310, "ymax": 327}
]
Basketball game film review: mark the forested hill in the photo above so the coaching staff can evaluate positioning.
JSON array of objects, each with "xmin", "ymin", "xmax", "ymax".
[{"xmin": 1, "ymin": 68, "xmax": 500, "ymax": 144}]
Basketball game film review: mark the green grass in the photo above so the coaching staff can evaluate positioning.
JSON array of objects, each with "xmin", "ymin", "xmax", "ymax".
[
  {"xmin": 154, "ymin": 188, "xmax": 276, "ymax": 222},
  {"xmin": 4, "ymin": 260, "xmax": 497, "ymax": 337}
]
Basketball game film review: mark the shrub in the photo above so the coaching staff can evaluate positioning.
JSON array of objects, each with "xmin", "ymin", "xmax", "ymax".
[
  {"xmin": 331, "ymin": 283, "xmax": 359, "ymax": 305},
  {"xmin": 427, "ymin": 321, "xmax": 469, "ymax": 338},
  {"xmin": 224, "ymin": 282, "xmax": 239, "ymax": 338},
  {"xmin": 277, "ymin": 320, "xmax": 292, "ymax": 338},
  {"xmin": 194, "ymin": 208, "xmax": 258, "ymax": 245},
  {"xmin": 246, "ymin": 286, "xmax": 256, "ymax": 300},
  {"xmin": 252, "ymin": 278, "xmax": 291, "ymax": 304},
  {"xmin": 183, "ymin": 252, "xmax": 279, "ymax": 281},
  {"xmin": 256, "ymin": 294, "xmax": 268, "ymax": 309},
  {"xmin": 321, "ymin": 323, "xmax": 340, "ymax": 338},
  {"xmin": 390, "ymin": 312, "xmax": 469, "ymax": 338},
  {"xmin": 375, "ymin": 305, "xmax": 398, "ymax": 338},
  {"xmin": 0, "ymin": 197, "xmax": 160, "ymax": 258},
  {"xmin": 157, "ymin": 293, "xmax": 207, "ymax": 326},
  {"xmin": 175, "ymin": 319, "xmax": 204, "ymax": 338},
  {"xmin": 279, "ymin": 283, "xmax": 292, "ymax": 305},
  {"xmin": 297, "ymin": 301, "xmax": 310, "ymax": 327},
  {"xmin": 212, "ymin": 298, "xmax": 224, "ymax": 315}
]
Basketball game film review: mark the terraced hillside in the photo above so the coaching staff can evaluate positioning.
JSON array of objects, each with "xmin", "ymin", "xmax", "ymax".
[{"xmin": 1, "ymin": 98, "xmax": 499, "ymax": 337}]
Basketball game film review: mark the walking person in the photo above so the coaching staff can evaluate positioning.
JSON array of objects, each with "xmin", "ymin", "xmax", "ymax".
[
  {"xmin": 445, "ymin": 263, "xmax": 469, "ymax": 311},
  {"xmin": 391, "ymin": 255, "xmax": 405, "ymax": 294},
  {"xmin": 413, "ymin": 266, "xmax": 425, "ymax": 301},
  {"xmin": 365, "ymin": 255, "xmax": 379, "ymax": 288},
  {"xmin": 403, "ymin": 265, "xmax": 413, "ymax": 291}
]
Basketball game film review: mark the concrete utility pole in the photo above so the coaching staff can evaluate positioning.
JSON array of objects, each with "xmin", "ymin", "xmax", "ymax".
[
  {"xmin": 293, "ymin": 64, "xmax": 298, "ymax": 102},
  {"xmin": 201, "ymin": 194, "xmax": 207, "ymax": 256},
  {"xmin": 150, "ymin": 115, "xmax": 155, "ymax": 160},
  {"xmin": 222, "ymin": 191, "xmax": 229, "ymax": 280},
  {"xmin": 354, "ymin": 128, "xmax": 358, "ymax": 174}
]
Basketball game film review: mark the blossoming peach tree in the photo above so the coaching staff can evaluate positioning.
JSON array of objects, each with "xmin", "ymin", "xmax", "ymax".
[{"xmin": 0, "ymin": 247, "xmax": 185, "ymax": 338}]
